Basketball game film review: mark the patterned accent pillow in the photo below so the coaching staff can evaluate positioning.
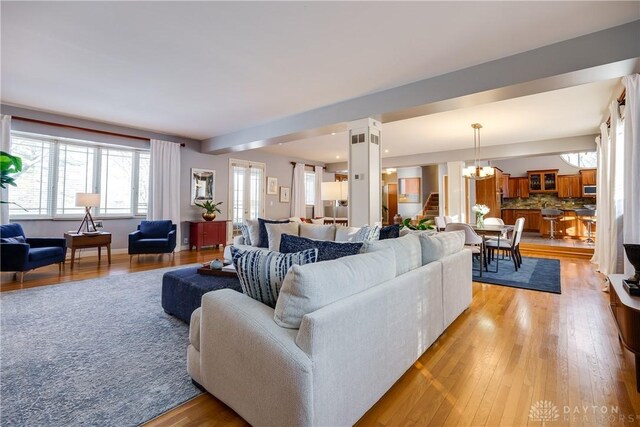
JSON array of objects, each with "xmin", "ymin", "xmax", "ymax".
[
  {"xmin": 279, "ymin": 234, "xmax": 363, "ymax": 262},
  {"xmin": 230, "ymin": 246, "xmax": 318, "ymax": 307},
  {"xmin": 257, "ymin": 218, "xmax": 290, "ymax": 248},
  {"xmin": 239, "ymin": 224, "xmax": 252, "ymax": 246},
  {"xmin": 379, "ymin": 224, "xmax": 400, "ymax": 240},
  {"xmin": 352, "ymin": 225, "xmax": 380, "ymax": 242}
]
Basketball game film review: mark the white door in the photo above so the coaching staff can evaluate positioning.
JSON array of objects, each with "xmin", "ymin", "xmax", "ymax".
[{"xmin": 228, "ymin": 159, "xmax": 266, "ymax": 235}]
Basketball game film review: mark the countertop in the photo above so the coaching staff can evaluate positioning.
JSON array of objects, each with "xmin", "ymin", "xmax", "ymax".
[{"xmin": 501, "ymin": 207, "xmax": 592, "ymax": 211}]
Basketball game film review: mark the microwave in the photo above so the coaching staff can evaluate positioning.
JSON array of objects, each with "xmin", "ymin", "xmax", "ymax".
[{"xmin": 583, "ymin": 185, "xmax": 597, "ymax": 197}]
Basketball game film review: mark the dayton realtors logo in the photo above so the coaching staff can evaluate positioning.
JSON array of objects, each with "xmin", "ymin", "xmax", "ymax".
[
  {"xmin": 529, "ymin": 401, "xmax": 633, "ymax": 424},
  {"xmin": 529, "ymin": 400, "xmax": 560, "ymax": 426}
]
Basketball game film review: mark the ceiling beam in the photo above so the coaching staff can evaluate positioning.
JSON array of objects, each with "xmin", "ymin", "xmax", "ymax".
[{"xmin": 202, "ymin": 20, "xmax": 640, "ymax": 155}]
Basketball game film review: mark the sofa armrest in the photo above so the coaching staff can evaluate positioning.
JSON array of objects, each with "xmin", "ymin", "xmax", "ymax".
[
  {"xmin": 0, "ymin": 243, "xmax": 30, "ymax": 271},
  {"xmin": 194, "ymin": 289, "xmax": 313, "ymax": 426},
  {"xmin": 233, "ymin": 235, "xmax": 245, "ymax": 246},
  {"xmin": 128, "ymin": 230, "xmax": 142, "ymax": 244},
  {"xmin": 26, "ymin": 237, "xmax": 66, "ymax": 248},
  {"xmin": 167, "ymin": 229, "xmax": 176, "ymax": 248}
]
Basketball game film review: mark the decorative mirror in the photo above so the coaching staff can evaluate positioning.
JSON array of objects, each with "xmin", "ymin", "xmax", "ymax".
[{"xmin": 191, "ymin": 168, "xmax": 215, "ymax": 205}]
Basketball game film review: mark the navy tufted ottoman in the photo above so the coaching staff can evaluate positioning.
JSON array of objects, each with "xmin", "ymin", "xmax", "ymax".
[{"xmin": 162, "ymin": 267, "xmax": 242, "ymax": 324}]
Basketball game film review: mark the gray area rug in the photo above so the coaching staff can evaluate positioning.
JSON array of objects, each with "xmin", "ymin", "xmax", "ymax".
[{"xmin": 1, "ymin": 266, "xmax": 202, "ymax": 426}]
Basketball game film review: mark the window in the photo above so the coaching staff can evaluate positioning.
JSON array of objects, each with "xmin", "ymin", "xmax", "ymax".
[
  {"xmin": 560, "ymin": 152, "xmax": 597, "ymax": 168},
  {"xmin": 8, "ymin": 132, "xmax": 149, "ymax": 218},
  {"xmin": 229, "ymin": 159, "xmax": 265, "ymax": 233},
  {"xmin": 304, "ymin": 172, "xmax": 315, "ymax": 205}
]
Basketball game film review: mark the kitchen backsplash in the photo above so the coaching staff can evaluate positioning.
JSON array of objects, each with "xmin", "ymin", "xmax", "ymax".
[{"xmin": 501, "ymin": 193, "xmax": 596, "ymax": 209}]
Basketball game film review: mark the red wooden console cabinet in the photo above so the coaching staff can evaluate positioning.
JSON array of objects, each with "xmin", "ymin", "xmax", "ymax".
[{"xmin": 189, "ymin": 220, "xmax": 228, "ymax": 251}]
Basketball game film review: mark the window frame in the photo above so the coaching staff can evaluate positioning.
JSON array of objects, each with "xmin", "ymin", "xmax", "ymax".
[
  {"xmin": 559, "ymin": 151, "xmax": 597, "ymax": 169},
  {"xmin": 8, "ymin": 131, "xmax": 150, "ymax": 220},
  {"xmin": 304, "ymin": 171, "xmax": 315, "ymax": 206}
]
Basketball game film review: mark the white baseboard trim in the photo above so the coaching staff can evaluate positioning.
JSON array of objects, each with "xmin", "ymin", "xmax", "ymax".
[{"xmin": 65, "ymin": 246, "xmax": 186, "ymax": 260}]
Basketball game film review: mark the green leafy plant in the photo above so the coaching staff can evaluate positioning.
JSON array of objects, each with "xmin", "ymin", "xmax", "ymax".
[
  {"xmin": 0, "ymin": 150, "xmax": 26, "ymax": 210},
  {"xmin": 194, "ymin": 200, "xmax": 223, "ymax": 214},
  {"xmin": 401, "ymin": 217, "xmax": 435, "ymax": 230}
]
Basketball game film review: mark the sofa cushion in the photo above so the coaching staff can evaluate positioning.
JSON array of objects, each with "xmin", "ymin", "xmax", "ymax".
[
  {"xmin": 362, "ymin": 233, "xmax": 421, "ymax": 276},
  {"xmin": 135, "ymin": 238, "xmax": 170, "ymax": 248},
  {"xmin": 28, "ymin": 247, "xmax": 64, "ymax": 262},
  {"xmin": 265, "ymin": 222, "xmax": 299, "ymax": 251},
  {"xmin": 310, "ymin": 218, "xmax": 326, "ymax": 224},
  {"xmin": 334, "ymin": 226, "xmax": 361, "ymax": 242},
  {"xmin": 379, "ymin": 224, "xmax": 400, "ymax": 240},
  {"xmin": 1, "ymin": 236, "xmax": 26, "ymax": 244},
  {"xmin": 239, "ymin": 224, "xmax": 252, "ymax": 246},
  {"xmin": 419, "ymin": 230, "xmax": 465, "ymax": 265},
  {"xmin": 0, "ymin": 223, "xmax": 26, "ymax": 239},
  {"xmin": 400, "ymin": 228, "xmax": 437, "ymax": 237},
  {"xmin": 299, "ymin": 223, "xmax": 336, "ymax": 241},
  {"xmin": 258, "ymin": 219, "xmax": 289, "ymax": 248},
  {"xmin": 139, "ymin": 220, "xmax": 172, "ymax": 238},
  {"xmin": 274, "ymin": 249, "xmax": 396, "ymax": 329},
  {"xmin": 245, "ymin": 219, "xmax": 260, "ymax": 247},
  {"xmin": 231, "ymin": 246, "xmax": 318, "ymax": 308},
  {"xmin": 279, "ymin": 234, "xmax": 363, "ymax": 262}
]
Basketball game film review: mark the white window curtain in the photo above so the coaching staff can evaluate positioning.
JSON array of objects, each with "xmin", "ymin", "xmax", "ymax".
[
  {"xmin": 592, "ymin": 101, "xmax": 625, "ymax": 276},
  {"xmin": 148, "ymin": 139, "xmax": 181, "ymax": 250},
  {"xmin": 623, "ymin": 73, "xmax": 640, "ymax": 276},
  {"xmin": 1, "ymin": 115, "xmax": 11, "ymax": 224},
  {"xmin": 314, "ymin": 165, "xmax": 323, "ymax": 218},
  {"xmin": 291, "ymin": 162, "xmax": 306, "ymax": 218}
]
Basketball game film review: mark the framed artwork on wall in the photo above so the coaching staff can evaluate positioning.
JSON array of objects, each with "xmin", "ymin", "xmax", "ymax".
[
  {"xmin": 279, "ymin": 186, "xmax": 290, "ymax": 203},
  {"xmin": 267, "ymin": 176, "xmax": 278, "ymax": 195},
  {"xmin": 191, "ymin": 168, "xmax": 215, "ymax": 205},
  {"xmin": 398, "ymin": 177, "xmax": 420, "ymax": 204}
]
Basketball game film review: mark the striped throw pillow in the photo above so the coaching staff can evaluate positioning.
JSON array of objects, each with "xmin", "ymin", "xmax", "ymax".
[
  {"xmin": 239, "ymin": 224, "xmax": 252, "ymax": 246},
  {"xmin": 230, "ymin": 246, "xmax": 318, "ymax": 307}
]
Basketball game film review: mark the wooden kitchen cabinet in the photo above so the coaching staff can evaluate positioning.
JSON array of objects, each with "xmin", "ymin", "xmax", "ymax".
[
  {"xmin": 474, "ymin": 168, "xmax": 504, "ymax": 216},
  {"xmin": 528, "ymin": 169, "xmax": 558, "ymax": 193},
  {"xmin": 506, "ymin": 177, "xmax": 529, "ymax": 198},
  {"xmin": 189, "ymin": 220, "xmax": 228, "ymax": 250},
  {"xmin": 557, "ymin": 175, "xmax": 581, "ymax": 198},
  {"xmin": 501, "ymin": 209, "xmax": 516, "ymax": 225},
  {"xmin": 580, "ymin": 169, "xmax": 597, "ymax": 185},
  {"xmin": 502, "ymin": 209, "xmax": 540, "ymax": 232}
]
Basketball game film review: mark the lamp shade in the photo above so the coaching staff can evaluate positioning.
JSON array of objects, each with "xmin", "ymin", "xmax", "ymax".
[
  {"xmin": 75, "ymin": 193, "xmax": 100, "ymax": 207},
  {"xmin": 321, "ymin": 181, "xmax": 348, "ymax": 201}
]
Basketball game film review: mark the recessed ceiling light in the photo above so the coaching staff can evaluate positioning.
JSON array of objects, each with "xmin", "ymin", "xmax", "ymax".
[
  {"xmin": 331, "ymin": 132, "xmax": 336, "ymax": 136},
  {"xmin": 336, "ymin": 155, "xmax": 341, "ymax": 159},
  {"xmin": 278, "ymin": 143, "xmax": 283, "ymax": 145},
  {"xmin": 384, "ymin": 149, "xmax": 389, "ymax": 153}
]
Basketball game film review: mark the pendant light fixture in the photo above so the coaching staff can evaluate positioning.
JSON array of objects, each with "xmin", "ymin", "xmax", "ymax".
[{"xmin": 462, "ymin": 123, "xmax": 494, "ymax": 180}]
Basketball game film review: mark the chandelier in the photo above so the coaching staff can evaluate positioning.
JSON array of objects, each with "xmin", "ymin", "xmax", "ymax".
[{"xmin": 462, "ymin": 123, "xmax": 495, "ymax": 180}]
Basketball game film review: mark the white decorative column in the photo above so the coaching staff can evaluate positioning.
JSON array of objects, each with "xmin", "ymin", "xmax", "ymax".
[
  {"xmin": 446, "ymin": 161, "xmax": 467, "ymax": 223},
  {"xmin": 347, "ymin": 118, "xmax": 381, "ymax": 227}
]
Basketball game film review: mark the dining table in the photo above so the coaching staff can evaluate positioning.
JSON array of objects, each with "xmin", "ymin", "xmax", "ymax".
[{"xmin": 468, "ymin": 223, "xmax": 514, "ymax": 273}]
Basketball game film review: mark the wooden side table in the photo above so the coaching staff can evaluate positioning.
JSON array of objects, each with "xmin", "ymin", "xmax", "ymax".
[
  {"xmin": 64, "ymin": 232, "xmax": 112, "ymax": 270},
  {"xmin": 609, "ymin": 274, "xmax": 640, "ymax": 392}
]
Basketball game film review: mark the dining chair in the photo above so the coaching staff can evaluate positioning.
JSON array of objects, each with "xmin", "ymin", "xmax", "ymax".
[
  {"xmin": 486, "ymin": 217, "xmax": 525, "ymax": 271},
  {"xmin": 444, "ymin": 222, "xmax": 486, "ymax": 277},
  {"xmin": 484, "ymin": 217, "xmax": 504, "ymax": 226},
  {"xmin": 434, "ymin": 216, "xmax": 447, "ymax": 231},
  {"xmin": 444, "ymin": 215, "xmax": 459, "ymax": 224}
]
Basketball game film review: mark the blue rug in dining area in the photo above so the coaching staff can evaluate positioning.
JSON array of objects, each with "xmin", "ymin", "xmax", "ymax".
[{"xmin": 472, "ymin": 256, "xmax": 561, "ymax": 294}]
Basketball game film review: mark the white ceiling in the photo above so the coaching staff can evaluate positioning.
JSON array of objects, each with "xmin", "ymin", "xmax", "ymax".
[
  {"xmin": 259, "ymin": 77, "xmax": 621, "ymax": 164},
  {"xmin": 1, "ymin": 1, "xmax": 638, "ymax": 140}
]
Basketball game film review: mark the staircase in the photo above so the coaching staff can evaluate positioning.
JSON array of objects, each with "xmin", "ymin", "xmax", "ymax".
[{"xmin": 421, "ymin": 192, "xmax": 439, "ymax": 220}]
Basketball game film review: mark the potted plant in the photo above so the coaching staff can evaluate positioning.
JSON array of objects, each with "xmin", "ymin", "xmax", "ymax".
[
  {"xmin": 0, "ymin": 151, "xmax": 26, "ymax": 210},
  {"xmin": 194, "ymin": 200, "xmax": 223, "ymax": 221},
  {"xmin": 400, "ymin": 217, "xmax": 435, "ymax": 231}
]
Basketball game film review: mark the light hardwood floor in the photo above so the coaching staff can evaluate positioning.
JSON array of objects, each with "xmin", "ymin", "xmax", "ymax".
[{"xmin": 3, "ymin": 248, "xmax": 639, "ymax": 426}]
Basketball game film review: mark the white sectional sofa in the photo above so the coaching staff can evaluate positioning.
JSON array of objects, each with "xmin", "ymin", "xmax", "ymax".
[{"xmin": 189, "ymin": 231, "xmax": 472, "ymax": 426}]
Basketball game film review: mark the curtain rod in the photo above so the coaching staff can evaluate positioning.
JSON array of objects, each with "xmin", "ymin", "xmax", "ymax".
[{"xmin": 12, "ymin": 116, "xmax": 186, "ymax": 147}]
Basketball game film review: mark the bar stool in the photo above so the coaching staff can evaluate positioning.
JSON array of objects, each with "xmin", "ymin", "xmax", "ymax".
[
  {"xmin": 541, "ymin": 208, "xmax": 563, "ymax": 240},
  {"xmin": 575, "ymin": 208, "xmax": 596, "ymax": 244}
]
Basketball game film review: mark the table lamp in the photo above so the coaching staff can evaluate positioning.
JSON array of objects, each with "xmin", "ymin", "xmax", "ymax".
[
  {"xmin": 75, "ymin": 192, "xmax": 100, "ymax": 233},
  {"xmin": 321, "ymin": 181, "xmax": 348, "ymax": 224}
]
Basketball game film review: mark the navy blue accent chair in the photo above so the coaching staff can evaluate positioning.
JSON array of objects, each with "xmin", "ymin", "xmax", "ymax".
[
  {"xmin": 0, "ymin": 223, "xmax": 67, "ymax": 283},
  {"xmin": 128, "ymin": 220, "xmax": 177, "ymax": 260}
]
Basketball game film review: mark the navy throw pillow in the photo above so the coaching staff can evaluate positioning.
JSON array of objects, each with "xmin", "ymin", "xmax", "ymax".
[
  {"xmin": 379, "ymin": 224, "xmax": 400, "ymax": 240},
  {"xmin": 279, "ymin": 233, "xmax": 363, "ymax": 262},
  {"xmin": 257, "ymin": 218, "xmax": 289, "ymax": 248}
]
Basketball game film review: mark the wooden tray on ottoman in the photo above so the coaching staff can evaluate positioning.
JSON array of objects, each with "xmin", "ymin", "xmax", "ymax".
[{"xmin": 197, "ymin": 263, "xmax": 237, "ymax": 277}]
